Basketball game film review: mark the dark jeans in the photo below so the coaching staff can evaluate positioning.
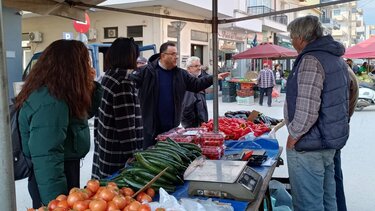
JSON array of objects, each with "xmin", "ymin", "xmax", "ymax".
[
  {"xmin": 334, "ymin": 150, "xmax": 347, "ymax": 211},
  {"xmin": 28, "ymin": 159, "xmax": 80, "ymax": 208},
  {"xmin": 259, "ymin": 87, "xmax": 273, "ymax": 106}
]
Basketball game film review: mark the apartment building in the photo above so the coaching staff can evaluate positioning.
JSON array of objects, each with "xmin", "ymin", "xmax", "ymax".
[{"xmin": 321, "ymin": 1, "xmax": 366, "ymax": 47}]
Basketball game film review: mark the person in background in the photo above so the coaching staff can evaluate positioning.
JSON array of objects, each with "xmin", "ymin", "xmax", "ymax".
[
  {"xmin": 16, "ymin": 40, "xmax": 102, "ymax": 207},
  {"xmin": 358, "ymin": 61, "xmax": 368, "ymax": 74},
  {"xmin": 285, "ymin": 15, "xmax": 349, "ymax": 211},
  {"xmin": 181, "ymin": 56, "xmax": 209, "ymax": 128},
  {"xmin": 346, "ymin": 59, "xmax": 359, "ymax": 74},
  {"xmin": 257, "ymin": 63, "xmax": 275, "ymax": 107},
  {"xmin": 130, "ymin": 42, "xmax": 230, "ymax": 149},
  {"xmin": 92, "ymin": 37, "xmax": 143, "ymax": 179},
  {"xmin": 334, "ymin": 66, "xmax": 359, "ymax": 211},
  {"xmin": 273, "ymin": 64, "xmax": 284, "ymax": 83},
  {"xmin": 137, "ymin": 56, "xmax": 148, "ymax": 68}
]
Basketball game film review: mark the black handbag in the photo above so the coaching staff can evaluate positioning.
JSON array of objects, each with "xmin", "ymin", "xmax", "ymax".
[{"xmin": 9, "ymin": 101, "xmax": 32, "ymax": 180}]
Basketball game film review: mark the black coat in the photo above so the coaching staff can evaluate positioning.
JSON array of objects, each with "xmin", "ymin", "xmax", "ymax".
[{"xmin": 130, "ymin": 59, "xmax": 213, "ymax": 148}]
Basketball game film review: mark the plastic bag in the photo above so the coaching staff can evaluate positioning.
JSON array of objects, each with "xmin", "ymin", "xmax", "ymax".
[
  {"xmin": 149, "ymin": 188, "xmax": 187, "ymax": 211},
  {"xmin": 180, "ymin": 198, "xmax": 234, "ymax": 211},
  {"xmin": 272, "ymin": 88, "xmax": 280, "ymax": 98}
]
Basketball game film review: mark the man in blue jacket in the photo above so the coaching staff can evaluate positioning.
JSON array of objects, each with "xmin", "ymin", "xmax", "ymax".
[
  {"xmin": 131, "ymin": 42, "xmax": 229, "ymax": 148},
  {"xmin": 284, "ymin": 15, "xmax": 349, "ymax": 211}
]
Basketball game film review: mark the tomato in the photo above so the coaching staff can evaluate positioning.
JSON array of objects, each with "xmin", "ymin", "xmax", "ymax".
[
  {"xmin": 146, "ymin": 188, "xmax": 155, "ymax": 198},
  {"xmin": 124, "ymin": 196, "xmax": 134, "ymax": 206},
  {"xmin": 73, "ymin": 200, "xmax": 90, "ymax": 211},
  {"xmin": 52, "ymin": 208, "xmax": 68, "ymax": 211},
  {"xmin": 155, "ymin": 208, "xmax": 166, "ymax": 211},
  {"xmin": 138, "ymin": 204, "xmax": 151, "ymax": 211},
  {"xmin": 56, "ymin": 194, "xmax": 67, "ymax": 201},
  {"xmin": 127, "ymin": 201, "xmax": 141, "ymax": 211},
  {"xmin": 107, "ymin": 182, "xmax": 118, "ymax": 189},
  {"xmin": 67, "ymin": 191, "xmax": 85, "ymax": 207},
  {"xmin": 27, "ymin": 209, "xmax": 35, "ymax": 211},
  {"xmin": 106, "ymin": 201, "xmax": 119, "ymax": 211},
  {"xmin": 82, "ymin": 188, "xmax": 93, "ymax": 199},
  {"xmin": 98, "ymin": 187, "xmax": 116, "ymax": 202},
  {"xmin": 56, "ymin": 200, "xmax": 69, "ymax": 209},
  {"xmin": 135, "ymin": 192, "xmax": 145, "ymax": 202},
  {"xmin": 89, "ymin": 199, "xmax": 107, "ymax": 211},
  {"xmin": 48, "ymin": 199, "xmax": 59, "ymax": 210},
  {"xmin": 139, "ymin": 194, "xmax": 152, "ymax": 203},
  {"xmin": 121, "ymin": 187, "xmax": 134, "ymax": 197},
  {"xmin": 86, "ymin": 179, "xmax": 100, "ymax": 193},
  {"xmin": 112, "ymin": 195, "xmax": 127, "ymax": 209},
  {"xmin": 69, "ymin": 187, "xmax": 81, "ymax": 195}
]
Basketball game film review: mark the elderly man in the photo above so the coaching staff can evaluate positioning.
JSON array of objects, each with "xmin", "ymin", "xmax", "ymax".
[
  {"xmin": 131, "ymin": 42, "xmax": 229, "ymax": 148},
  {"xmin": 285, "ymin": 15, "xmax": 349, "ymax": 211},
  {"xmin": 181, "ymin": 56, "xmax": 208, "ymax": 128},
  {"xmin": 257, "ymin": 63, "xmax": 276, "ymax": 107}
]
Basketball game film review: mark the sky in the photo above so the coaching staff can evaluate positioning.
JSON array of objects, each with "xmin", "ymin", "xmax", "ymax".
[{"xmin": 358, "ymin": 0, "xmax": 375, "ymax": 25}]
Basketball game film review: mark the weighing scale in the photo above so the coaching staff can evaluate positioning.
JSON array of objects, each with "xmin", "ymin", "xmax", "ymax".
[{"xmin": 184, "ymin": 159, "xmax": 263, "ymax": 201}]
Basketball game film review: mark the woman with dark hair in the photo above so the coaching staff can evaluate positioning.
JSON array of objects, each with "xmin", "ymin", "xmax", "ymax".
[
  {"xmin": 91, "ymin": 37, "xmax": 143, "ymax": 179},
  {"xmin": 16, "ymin": 39, "xmax": 102, "ymax": 207}
]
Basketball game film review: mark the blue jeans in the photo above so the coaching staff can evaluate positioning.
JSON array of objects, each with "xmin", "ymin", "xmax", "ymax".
[
  {"xmin": 287, "ymin": 148, "xmax": 337, "ymax": 211},
  {"xmin": 334, "ymin": 150, "xmax": 347, "ymax": 211}
]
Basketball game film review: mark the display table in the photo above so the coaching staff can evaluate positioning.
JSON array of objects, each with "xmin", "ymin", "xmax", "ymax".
[{"xmin": 172, "ymin": 138, "xmax": 283, "ymax": 211}]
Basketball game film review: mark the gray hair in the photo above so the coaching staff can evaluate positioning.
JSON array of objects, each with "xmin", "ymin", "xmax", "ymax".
[
  {"xmin": 186, "ymin": 56, "xmax": 200, "ymax": 67},
  {"xmin": 287, "ymin": 15, "xmax": 323, "ymax": 43}
]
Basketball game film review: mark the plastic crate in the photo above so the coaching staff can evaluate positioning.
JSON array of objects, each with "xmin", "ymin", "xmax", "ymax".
[
  {"xmin": 222, "ymin": 95, "xmax": 236, "ymax": 102},
  {"xmin": 236, "ymin": 96, "xmax": 254, "ymax": 105},
  {"xmin": 201, "ymin": 146, "xmax": 223, "ymax": 160},
  {"xmin": 200, "ymin": 132, "xmax": 225, "ymax": 146}
]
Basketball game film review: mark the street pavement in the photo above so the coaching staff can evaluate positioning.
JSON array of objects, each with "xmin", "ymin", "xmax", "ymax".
[{"xmin": 15, "ymin": 93, "xmax": 374, "ymax": 210}]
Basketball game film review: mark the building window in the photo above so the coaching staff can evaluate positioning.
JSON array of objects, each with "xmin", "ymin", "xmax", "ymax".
[
  {"xmin": 127, "ymin": 26, "xmax": 143, "ymax": 38},
  {"xmin": 333, "ymin": 9, "xmax": 341, "ymax": 16},
  {"xmin": 191, "ymin": 30, "xmax": 208, "ymax": 42},
  {"xmin": 167, "ymin": 25, "xmax": 177, "ymax": 38},
  {"xmin": 104, "ymin": 27, "xmax": 118, "ymax": 39},
  {"xmin": 247, "ymin": 0, "xmax": 271, "ymax": 8}
]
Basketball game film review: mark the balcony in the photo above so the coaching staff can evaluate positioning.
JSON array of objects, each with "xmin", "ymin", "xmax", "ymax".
[
  {"xmin": 321, "ymin": 17, "xmax": 340, "ymax": 30},
  {"xmin": 247, "ymin": 6, "xmax": 288, "ymax": 32}
]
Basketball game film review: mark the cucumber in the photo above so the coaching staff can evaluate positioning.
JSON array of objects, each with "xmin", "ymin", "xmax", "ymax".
[
  {"xmin": 142, "ymin": 154, "xmax": 187, "ymax": 171},
  {"xmin": 143, "ymin": 156, "xmax": 179, "ymax": 175},
  {"xmin": 148, "ymin": 148, "xmax": 182, "ymax": 163},
  {"xmin": 165, "ymin": 137, "xmax": 181, "ymax": 148},
  {"xmin": 134, "ymin": 153, "xmax": 183, "ymax": 185},
  {"xmin": 178, "ymin": 142, "xmax": 202, "ymax": 152},
  {"xmin": 156, "ymin": 144, "xmax": 192, "ymax": 164},
  {"xmin": 122, "ymin": 175, "xmax": 145, "ymax": 190}
]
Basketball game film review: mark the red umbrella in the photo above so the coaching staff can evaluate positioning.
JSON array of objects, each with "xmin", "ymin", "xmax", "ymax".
[
  {"xmin": 233, "ymin": 42, "xmax": 298, "ymax": 60},
  {"xmin": 344, "ymin": 36, "xmax": 375, "ymax": 59}
]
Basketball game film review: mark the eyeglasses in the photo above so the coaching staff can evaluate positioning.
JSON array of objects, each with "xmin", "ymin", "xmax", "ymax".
[
  {"xmin": 189, "ymin": 65, "xmax": 201, "ymax": 68},
  {"xmin": 163, "ymin": 52, "xmax": 178, "ymax": 57}
]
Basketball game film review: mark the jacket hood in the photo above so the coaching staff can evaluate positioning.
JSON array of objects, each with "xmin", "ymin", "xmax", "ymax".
[{"xmin": 302, "ymin": 35, "xmax": 345, "ymax": 57}]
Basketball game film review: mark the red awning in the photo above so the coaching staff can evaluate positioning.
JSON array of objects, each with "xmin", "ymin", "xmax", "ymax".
[
  {"xmin": 344, "ymin": 36, "xmax": 375, "ymax": 59},
  {"xmin": 233, "ymin": 42, "xmax": 298, "ymax": 60}
]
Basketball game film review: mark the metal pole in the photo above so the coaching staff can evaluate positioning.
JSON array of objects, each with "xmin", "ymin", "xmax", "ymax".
[
  {"xmin": 177, "ymin": 25, "xmax": 181, "ymax": 67},
  {"xmin": 0, "ymin": 1, "xmax": 18, "ymax": 210},
  {"xmin": 212, "ymin": 0, "xmax": 219, "ymax": 132}
]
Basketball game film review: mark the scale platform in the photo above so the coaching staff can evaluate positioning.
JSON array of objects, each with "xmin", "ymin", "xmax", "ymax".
[{"xmin": 184, "ymin": 159, "xmax": 263, "ymax": 201}]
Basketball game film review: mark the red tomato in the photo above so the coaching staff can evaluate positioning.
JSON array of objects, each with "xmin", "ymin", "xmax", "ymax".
[
  {"xmin": 127, "ymin": 201, "xmax": 141, "ymax": 211},
  {"xmin": 86, "ymin": 179, "xmax": 100, "ymax": 193},
  {"xmin": 67, "ymin": 191, "xmax": 84, "ymax": 207},
  {"xmin": 121, "ymin": 187, "xmax": 134, "ymax": 197},
  {"xmin": 112, "ymin": 195, "xmax": 127, "ymax": 209},
  {"xmin": 89, "ymin": 199, "xmax": 107, "ymax": 211},
  {"xmin": 138, "ymin": 204, "xmax": 151, "ymax": 211},
  {"xmin": 98, "ymin": 188, "xmax": 116, "ymax": 202},
  {"xmin": 73, "ymin": 200, "xmax": 90, "ymax": 211},
  {"xmin": 55, "ymin": 194, "xmax": 67, "ymax": 202},
  {"xmin": 145, "ymin": 188, "xmax": 155, "ymax": 198},
  {"xmin": 48, "ymin": 199, "xmax": 59, "ymax": 210}
]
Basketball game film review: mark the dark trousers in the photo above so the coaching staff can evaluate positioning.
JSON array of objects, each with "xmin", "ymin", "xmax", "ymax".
[
  {"xmin": 28, "ymin": 159, "xmax": 80, "ymax": 208},
  {"xmin": 334, "ymin": 150, "xmax": 347, "ymax": 211},
  {"xmin": 259, "ymin": 87, "xmax": 273, "ymax": 106}
]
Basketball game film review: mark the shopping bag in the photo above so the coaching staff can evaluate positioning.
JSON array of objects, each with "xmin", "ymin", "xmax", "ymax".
[{"xmin": 272, "ymin": 88, "xmax": 280, "ymax": 98}]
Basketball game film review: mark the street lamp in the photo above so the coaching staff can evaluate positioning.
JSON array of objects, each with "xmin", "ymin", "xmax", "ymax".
[{"xmin": 171, "ymin": 21, "xmax": 186, "ymax": 66}]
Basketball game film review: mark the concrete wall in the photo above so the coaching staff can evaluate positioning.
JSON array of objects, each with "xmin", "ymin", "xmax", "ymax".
[{"xmin": 2, "ymin": 7, "xmax": 22, "ymax": 98}]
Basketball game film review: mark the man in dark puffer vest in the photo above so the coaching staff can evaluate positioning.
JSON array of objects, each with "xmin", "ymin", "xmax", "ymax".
[{"xmin": 284, "ymin": 15, "xmax": 349, "ymax": 211}]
